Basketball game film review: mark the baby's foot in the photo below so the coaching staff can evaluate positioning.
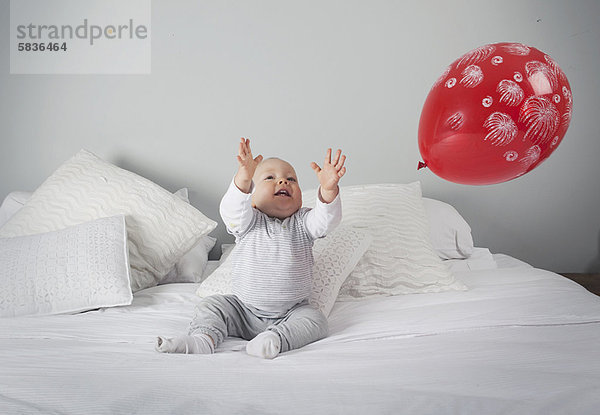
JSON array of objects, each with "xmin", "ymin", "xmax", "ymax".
[
  {"xmin": 246, "ymin": 331, "xmax": 281, "ymax": 359},
  {"xmin": 155, "ymin": 334, "xmax": 214, "ymax": 354}
]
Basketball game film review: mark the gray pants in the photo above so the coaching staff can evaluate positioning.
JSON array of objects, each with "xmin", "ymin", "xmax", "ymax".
[{"xmin": 189, "ymin": 294, "xmax": 328, "ymax": 353}]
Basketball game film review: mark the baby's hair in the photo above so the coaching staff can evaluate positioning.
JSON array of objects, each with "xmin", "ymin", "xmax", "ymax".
[
  {"xmin": 258, "ymin": 157, "xmax": 296, "ymax": 169},
  {"xmin": 254, "ymin": 157, "xmax": 299, "ymax": 180},
  {"xmin": 260, "ymin": 157, "xmax": 283, "ymax": 163}
]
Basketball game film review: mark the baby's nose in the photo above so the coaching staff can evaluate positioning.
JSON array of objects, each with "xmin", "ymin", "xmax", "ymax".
[{"xmin": 278, "ymin": 179, "xmax": 287, "ymax": 184}]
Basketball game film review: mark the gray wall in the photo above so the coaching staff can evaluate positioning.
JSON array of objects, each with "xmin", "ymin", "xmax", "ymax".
[{"xmin": 1, "ymin": 0, "xmax": 599, "ymax": 272}]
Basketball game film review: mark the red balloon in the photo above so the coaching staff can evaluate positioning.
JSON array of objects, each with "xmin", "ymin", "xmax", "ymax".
[{"xmin": 418, "ymin": 42, "xmax": 573, "ymax": 185}]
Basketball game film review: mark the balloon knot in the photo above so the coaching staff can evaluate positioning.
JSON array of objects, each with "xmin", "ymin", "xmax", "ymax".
[{"xmin": 417, "ymin": 161, "xmax": 427, "ymax": 170}]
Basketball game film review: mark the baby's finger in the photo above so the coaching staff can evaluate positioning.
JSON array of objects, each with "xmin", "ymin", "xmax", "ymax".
[
  {"xmin": 246, "ymin": 140, "xmax": 255, "ymax": 160},
  {"xmin": 335, "ymin": 154, "xmax": 346, "ymax": 170},
  {"xmin": 310, "ymin": 161, "xmax": 321, "ymax": 174},
  {"xmin": 331, "ymin": 149, "xmax": 342, "ymax": 166},
  {"xmin": 239, "ymin": 138, "xmax": 248, "ymax": 157},
  {"xmin": 324, "ymin": 148, "xmax": 332, "ymax": 165},
  {"xmin": 338, "ymin": 166, "xmax": 346, "ymax": 178}
]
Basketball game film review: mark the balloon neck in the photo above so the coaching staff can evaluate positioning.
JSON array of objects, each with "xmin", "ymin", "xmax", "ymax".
[{"xmin": 417, "ymin": 161, "xmax": 428, "ymax": 170}]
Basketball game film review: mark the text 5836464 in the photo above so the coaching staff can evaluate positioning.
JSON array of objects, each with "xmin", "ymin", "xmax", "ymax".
[{"xmin": 17, "ymin": 42, "xmax": 67, "ymax": 52}]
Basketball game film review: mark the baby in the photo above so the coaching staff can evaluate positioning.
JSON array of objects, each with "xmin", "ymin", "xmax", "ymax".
[{"xmin": 156, "ymin": 138, "xmax": 346, "ymax": 358}]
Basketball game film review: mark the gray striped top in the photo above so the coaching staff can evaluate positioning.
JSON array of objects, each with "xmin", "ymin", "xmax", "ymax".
[{"xmin": 220, "ymin": 180, "xmax": 342, "ymax": 313}]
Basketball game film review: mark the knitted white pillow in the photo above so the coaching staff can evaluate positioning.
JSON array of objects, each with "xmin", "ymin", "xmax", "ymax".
[
  {"xmin": 197, "ymin": 225, "xmax": 370, "ymax": 317},
  {"xmin": 0, "ymin": 150, "xmax": 217, "ymax": 291},
  {"xmin": 303, "ymin": 183, "xmax": 467, "ymax": 300},
  {"xmin": 0, "ymin": 216, "xmax": 132, "ymax": 317}
]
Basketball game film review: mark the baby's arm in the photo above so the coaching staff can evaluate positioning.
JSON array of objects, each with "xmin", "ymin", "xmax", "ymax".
[
  {"xmin": 234, "ymin": 137, "xmax": 263, "ymax": 193},
  {"xmin": 310, "ymin": 148, "xmax": 346, "ymax": 203},
  {"xmin": 305, "ymin": 149, "xmax": 347, "ymax": 239},
  {"xmin": 219, "ymin": 138, "xmax": 262, "ymax": 236}
]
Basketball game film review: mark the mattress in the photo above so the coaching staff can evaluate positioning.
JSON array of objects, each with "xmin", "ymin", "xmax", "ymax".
[{"xmin": 1, "ymin": 255, "xmax": 600, "ymax": 414}]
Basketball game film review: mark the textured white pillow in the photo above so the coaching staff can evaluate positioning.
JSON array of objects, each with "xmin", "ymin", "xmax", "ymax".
[
  {"xmin": 0, "ymin": 215, "xmax": 132, "ymax": 317},
  {"xmin": 303, "ymin": 183, "xmax": 467, "ymax": 300},
  {"xmin": 310, "ymin": 227, "xmax": 371, "ymax": 315},
  {"xmin": 0, "ymin": 150, "xmax": 217, "ymax": 292},
  {"xmin": 197, "ymin": 225, "xmax": 371, "ymax": 317},
  {"xmin": 422, "ymin": 197, "xmax": 474, "ymax": 260}
]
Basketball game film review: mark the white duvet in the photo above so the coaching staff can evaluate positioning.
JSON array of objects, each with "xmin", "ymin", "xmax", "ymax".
[{"xmin": 1, "ymin": 256, "xmax": 600, "ymax": 414}]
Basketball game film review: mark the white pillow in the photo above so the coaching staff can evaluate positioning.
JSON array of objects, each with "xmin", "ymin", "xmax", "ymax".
[
  {"xmin": 161, "ymin": 235, "xmax": 217, "ymax": 284},
  {"xmin": 220, "ymin": 243, "xmax": 235, "ymax": 258},
  {"xmin": 0, "ymin": 150, "xmax": 217, "ymax": 292},
  {"xmin": 422, "ymin": 197, "xmax": 474, "ymax": 260},
  {"xmin": 0, "ymin": 215, "xmax": 132, "ymax": 317},
  {"xmin": 443, "ymin": 248, "xmax": 497, "ymax": 273},
  {"xmin": 304, "ymin": 183, "xmax": 467, "ymax": 300},
  {"xmin": 0, "ymin": 191, "xmax": 32, "ymax": 228},
  {"xmin": 160, "ymin": 188, "xmax": 217, "ymax": 284},
  {"xmin": 197, "ymin": 225, "xmax": 371, "ymax": 317},
  {"xmin": 0, "ymin": 189, "xmax": 217, "ymax": 285}
]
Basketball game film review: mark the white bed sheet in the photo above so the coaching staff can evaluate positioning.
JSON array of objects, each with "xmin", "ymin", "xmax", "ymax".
[{"xmin": 1, "ymin": 255, "xmax": 600, "ymax": 414}]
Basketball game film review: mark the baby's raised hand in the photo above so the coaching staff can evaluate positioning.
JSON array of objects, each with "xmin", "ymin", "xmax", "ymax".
[
  {"xmin": 311, "ymin": 148, "xmax": 347, "ymax": 203},
  {"xmin": 235, "ymin": 138, "xmax": 263, "ymax": 193}
]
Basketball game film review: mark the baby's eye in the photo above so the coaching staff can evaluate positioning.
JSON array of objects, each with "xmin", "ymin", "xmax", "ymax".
[
  {"xmin": 264, "ymin": 175, "xmax": 274, "ymax": 180},
  {"xmin": 288, "ymin": 177, "xmax": 297, "ymax": 182}
]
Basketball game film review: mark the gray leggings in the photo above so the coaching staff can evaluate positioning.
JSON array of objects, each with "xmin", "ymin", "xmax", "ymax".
[{"xmin": 189, "ymin": 295, "xmax": 328, "ymax": 353}]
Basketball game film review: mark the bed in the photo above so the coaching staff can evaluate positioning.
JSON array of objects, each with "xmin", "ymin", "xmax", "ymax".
[
  {"xmin": 2, "ymin": 255, "xmax": 600, "ymax": 414},
  {"xmin": 1, "ymin": 150, "xmax": 600, "ymax": 414}
]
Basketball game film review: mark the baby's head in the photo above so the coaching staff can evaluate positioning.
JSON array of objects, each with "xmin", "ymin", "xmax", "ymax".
[{"xmin": 251, "ymin": 157, "xmax": 302, "ymax": 220}]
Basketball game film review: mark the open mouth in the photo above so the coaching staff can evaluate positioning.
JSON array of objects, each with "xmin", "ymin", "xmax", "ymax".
[{"xmin": 274, "ymin": 189, "xmax": 291, "ymax": 197}]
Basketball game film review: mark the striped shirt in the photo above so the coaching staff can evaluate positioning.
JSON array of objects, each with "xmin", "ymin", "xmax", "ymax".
[{"xmin": 220, "ymin": 179, "xmax": 342, "ymax": 313}]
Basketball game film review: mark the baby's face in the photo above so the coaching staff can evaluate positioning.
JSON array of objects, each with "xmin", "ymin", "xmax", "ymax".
[{"xmin": 252, "ymin": 158, "xmax": 302, "ymax": 220}]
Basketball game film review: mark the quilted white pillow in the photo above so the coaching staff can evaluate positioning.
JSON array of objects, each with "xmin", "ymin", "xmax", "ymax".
[
  {"xmin": 0, "ymin": 215, "xmax": 132, "ymax": 317},
  {"xmin": 303, "ymin": 183, "xmax": 467, "ymax": 300},
  {"xmin": 0, "ymin": 150, "xmax": 217, "ymax": 291},
  {"xmin": 197, "ymin": 225, "xmax": 371, "ymax": 317}
]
